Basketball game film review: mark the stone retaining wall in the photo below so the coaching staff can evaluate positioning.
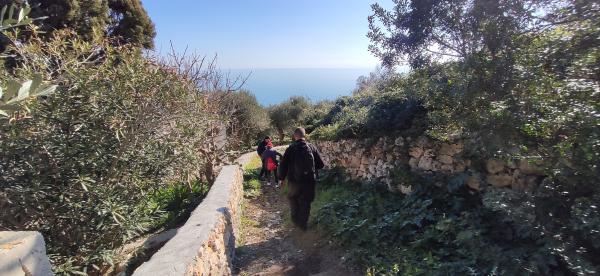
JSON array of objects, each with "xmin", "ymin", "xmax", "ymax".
[
  {"xmin": 133, "ymin": 164, "xmax": 243, "ymax": 276},
  {"xmin": 0, "ymin": 231, "xmax": 53, "ymax": 276},
  {"xmin": 314, "ymin": 136, "xmax": 545, "ymax": 194}
]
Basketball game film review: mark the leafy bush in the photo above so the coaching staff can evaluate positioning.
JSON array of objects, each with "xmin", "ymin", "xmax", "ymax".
[
  {"xmin": 143, "ymin": 180, "xmax": 210, "ymax": 230},
  {"xmin": 0, "ymin": 30, "xmax": 236, "ymax": 274},
  {"xmin": 222, "ymin": 90, "xmax": 270, "ymax": 149},
  {"xmin": 268, "ymin": 96, "xmax": 309, "ymax": 141},
  {"xmin": 312, "ymin": 169, "xmax": 599, "ymax": 275},
  {"xmin": 310, "ymin": 90, "xmax": 427, "ymax": 140},
  {"xmin": 309, "ymin": 5, "xmax": 599, "ymax": 275}
]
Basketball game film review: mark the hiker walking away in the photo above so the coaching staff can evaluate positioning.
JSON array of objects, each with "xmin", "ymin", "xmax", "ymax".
[
  {"xmin": 256, "ymin": 136, "xmax": 271, "ymax": 180},
  {"xmin": 278, "ymin": 127, "xmax": 324, "ymax": 231},
  {"xmin": 261, "ymin": 142, "xmax": 282, "ymax": 185}
]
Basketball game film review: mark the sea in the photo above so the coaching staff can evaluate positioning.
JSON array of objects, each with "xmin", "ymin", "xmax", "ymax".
[{"xmin": 227, "ymin": 68, "xmax": 374, "ymax": 106}]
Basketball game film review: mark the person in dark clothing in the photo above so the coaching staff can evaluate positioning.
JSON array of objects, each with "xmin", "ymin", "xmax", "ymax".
[
  {"xmin": 261, "ymin": 142, "xmax": 283, "ymax": 184},
  {"xmin": 278, "ymin": 127, "xmax": 325, "ymax": 231},
  {"xmin": 256, "ymin": 136, "xmax": 271, "ymax": 180}
]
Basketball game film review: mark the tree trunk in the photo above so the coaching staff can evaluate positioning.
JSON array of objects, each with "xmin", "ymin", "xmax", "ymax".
[{"xmin": 277, "ymin": 128, "xmax": 285, "ymax": 143}]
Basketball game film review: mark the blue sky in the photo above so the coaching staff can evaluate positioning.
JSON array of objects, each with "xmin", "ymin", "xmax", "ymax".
[{"xmin": 141, "ymin": 0, "xmax": 387, "ymax": 70}]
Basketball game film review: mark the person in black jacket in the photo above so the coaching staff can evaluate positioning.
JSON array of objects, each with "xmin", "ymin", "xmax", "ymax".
[
  {"xmin": 256, "ymin": 136, "xmax": 271, "ymax": 180},
  {"xmin": 278, "ymin": 127, "xmax": 325, "ymax": 231}
]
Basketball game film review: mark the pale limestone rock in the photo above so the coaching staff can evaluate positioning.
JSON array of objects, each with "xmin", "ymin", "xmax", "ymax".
[
  {"xmin": 409, "ymin": 157, "xmax": 419, "ymax": 169},
  {"xmin": 438, "ymin": 154, "xmax": 453, "ymax": 165},
  {"xmin": 486, "ymin": 174, "xmax": 513, "ymax": 187},
  {"xmin": 369, "ymin": 164, "xmax": 377, "ymax": 174},
  {"xmin": 409, "ymin": 147, "xmax": 423, "ymax": 158},
  {"xmin": 399, "ymin": 185, "xmax": 412, "ymax": 194},
  {"xmin": 0, "ymin": 231, "xmax": 53, "ymax": 276},
  {"xmin": 486, "ymin": 159, "xmax": 505, "ymax": 174},
  {"xmin": 418, "ymin": 156, "xmax": 434, "ymax": 171},
  {"xmin": 394, "ymin": 137, "xmax": 405, "ymax": 146}
]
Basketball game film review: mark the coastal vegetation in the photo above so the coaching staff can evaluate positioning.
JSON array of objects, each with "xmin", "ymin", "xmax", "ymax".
[{"xmin": 306, "ymin": 0, "xmax": 600, "ymax": 274}]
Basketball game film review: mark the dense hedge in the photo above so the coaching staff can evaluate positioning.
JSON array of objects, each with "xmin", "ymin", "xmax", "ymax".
[
  {"xmin": 313, "ymin": 169, "xmax": 600, "ymax": 275},
  {"xmin": 0, "ymin": 31, "xmax": 234, "ymax": 274}
]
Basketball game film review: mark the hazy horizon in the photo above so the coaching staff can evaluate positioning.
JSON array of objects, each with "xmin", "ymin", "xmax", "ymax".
[{"xmin": 229, "ymin": 67, "xmax": 373, "ymax": 105}]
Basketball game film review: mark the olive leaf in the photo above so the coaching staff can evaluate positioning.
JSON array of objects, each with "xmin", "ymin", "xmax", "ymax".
[{"xmin": 0, "ymin": 76, "xmax": 57, "ymax": 117}]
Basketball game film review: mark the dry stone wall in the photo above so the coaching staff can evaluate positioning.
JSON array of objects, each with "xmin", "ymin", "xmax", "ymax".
[
  {"xmin": 314, "ymin": 136, "xmax": 545, "ymax": 194},
  {"xmin": 133, "ymin": 165, "xmax": 243, "ymax": 276}
]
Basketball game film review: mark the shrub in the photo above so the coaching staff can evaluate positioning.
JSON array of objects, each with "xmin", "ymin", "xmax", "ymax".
[
  {"xmin": 0, "ymin": 30, "xmax": 235, "ymax": 274},
  {"xmin": 268, "ymin": 96, "xmax": 310, "ymax": 141},
  {"xmin": 312, "ymin": 169, "xmax": 599, "ymax": 275}
]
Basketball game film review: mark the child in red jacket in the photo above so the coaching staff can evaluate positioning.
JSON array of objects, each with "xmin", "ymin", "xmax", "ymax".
[{"xmin": 261, "ymin": 142, "xmax": 282, "ymax": 185}]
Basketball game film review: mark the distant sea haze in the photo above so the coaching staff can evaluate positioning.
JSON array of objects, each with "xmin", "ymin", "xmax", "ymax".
[{"xmin": 228, "ymin": 68, "xmax": 373, "ymax": 106}]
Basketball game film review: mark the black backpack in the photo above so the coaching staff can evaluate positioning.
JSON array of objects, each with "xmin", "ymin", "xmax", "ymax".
[{"xmin": 292, "ymin": 141, "xmax": 315, "ymax": 181}]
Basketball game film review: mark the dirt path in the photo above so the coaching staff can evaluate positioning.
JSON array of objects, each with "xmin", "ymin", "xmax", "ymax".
[{"xmin": 234, "ymin": 154, "xmax": 360, "ymax": 276}]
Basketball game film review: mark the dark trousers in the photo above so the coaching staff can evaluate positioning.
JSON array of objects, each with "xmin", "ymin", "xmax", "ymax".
[
  {"xmin": 259, "ymin": 156, "xmax": 267, "ymax": 178},
  {"xmin": 264, "ymin": 169, "xmax": 275, "ymax": 181},
  {"xmin": 287, "ymin": 180, "xmax": 316, "ymax": 230}
]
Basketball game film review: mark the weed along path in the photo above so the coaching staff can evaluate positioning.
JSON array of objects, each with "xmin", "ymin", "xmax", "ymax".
[{"xmin": 235, "ymin": 152, "xmax": 359, "ymax": 276}]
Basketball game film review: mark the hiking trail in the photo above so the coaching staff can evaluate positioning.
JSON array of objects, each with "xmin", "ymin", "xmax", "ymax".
[{"xmin": 234, "ymin": 152, "xmax": 359, "ymax": 276}]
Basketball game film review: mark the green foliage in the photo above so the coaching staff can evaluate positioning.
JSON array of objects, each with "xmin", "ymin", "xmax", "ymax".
[
  {"xmin": 143, "ymin": 180, "xmax": 209, "ymax": 230},
  {"xmin": 310, "ymin": 90, "xmax": 427, "ymax": 140},
  {"xmin": 313, "ymin": 169, "xmax": 599, "ymax": 275},
  {"xmin": 0, "ymin": 3, "xmax": 56, "ymax": 117},
  {"xmin": 0, "ymin": 0, "xmax": 155, "ymax": 48},
  {"xmin": 223, "ymin": 90, "xmax": 270, "ymax": 148},
  {"xmin": 244, "ymin": 178, "xmax": 262, "ymax": 199},
  {"xmin": 302, "ymin": 99, "xmax": 333, "ymax": 134},
  {"xmin": 0, "ymin": 73, "xmax": 56, "ymax": 117},
  {"xmin": 242, "ymin": 155, "xmax": 263, "ymax": 198},
  {"xmin": 0, "ymin": 2, "xmax": 35, "ymax": 31},
  {"xmin": 309, "ymin": 6, "xmax": 600, "ymax": 275},
  {"xmin": 0, "ymin": 30, "xmax": 232, "ymax": 274},
  {"xmin": 268, "ymin": 96, "xmax": 309, "ymax": 141},
  {"xmin": 243, "ymin": 169, "xmax": 262, "ymax": 198}
]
